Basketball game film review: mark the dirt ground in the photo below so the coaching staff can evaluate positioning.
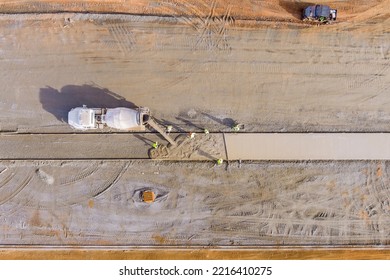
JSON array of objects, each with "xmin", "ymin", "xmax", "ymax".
[
  {"xmin": 0, "ymin": 0, "xmax": 389, "ymax": 259},
  {"xmin": 1, "ymin": 159, "xmax": 390, "ymax": 246},
  {"xmin": 1, "ymin": 11, "xmax": 389, "ymax": 134},
  {"xmin": 1, "ymin": 248, "xmax": 390, "ymax": 260},
  {"xmin": 0, "ymin": 0, "xmax": 388, "ymax": 23}
]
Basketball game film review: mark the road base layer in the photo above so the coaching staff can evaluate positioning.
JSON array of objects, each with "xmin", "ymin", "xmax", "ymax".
[{"xmin": 5, "ymin": 133, "xmax": 390, "ymax": 161}]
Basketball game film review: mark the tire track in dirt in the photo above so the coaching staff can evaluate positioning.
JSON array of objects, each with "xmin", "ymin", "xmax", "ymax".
[
  {"xmin": 92, "ymin": 161, "xmax": 129, "ymax": 198},
  {"xmin": 0, "ymin": 171, "xmax": 14, "ymax": 190},
  {"xmin": 343, "ymin": 38, "xmax": 389, "ymax": 97},
  {"xmin": 267, "ymin": 194, "xmax": 380, "ymax": 242},
  {"xmin": 203, "ymin": 164, "xmax": 390, "ymax": 245},
  {"xmin": 363, "ymin": 163, "xmax": 390, "ymax": 238},
  {"xmin": 0, "ymin": 170, "xmax": 33, "ymax": 206},
  {"xmin": 58, "ymin": 162, "xmax": 100, "ymax": 186},
  {"xmin": 157, "ymin": 0, "xmax": 234, "ymax": 51},
  {"xmin": 153, "ymin": 0, "xmax": 235, "ymax": 91},
  {"xmin": 349, "ymin": 62, "xmax": 389, "ymax": 93},
  {"xmin": 187, "ymin": 163, "xmax": 385, "ymax": 244},
  {"xmin": 379, "ymin": 164, "xmax": 390, "ymax": 205},
  {"xmin": 196, "ymin": 1, "xmax": 234, "ymax": 52},
  {"xmin": 55, "ymin": 161, "xmax": 129, "ymax": 206},
  {"xmin": 0, "ymin": 162, "xmax": 129, "ymax": 210},
  {"xmin": 0, "ymin": 161, "xmax": 389, "ymax": 246},
  {"xmin": 106, "ymin": 23, "xmax": 137, "ymax": 55}
]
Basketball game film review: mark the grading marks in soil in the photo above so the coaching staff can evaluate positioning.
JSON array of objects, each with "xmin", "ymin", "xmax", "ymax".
[
  {"xmin": 0, "ymin": 170, "xmax": 33, "ymax": 206},
  {"xmin": 0, "ymin": 2, "xmax": 389, "ymax": 250},
  {"xmin": 104, "ymin": 23, "xmax": 137, "ymax": 55},
  {"xmin": 2, "ymin": 14, "xmax": 389, "ymax": 133},
  {"xmin": 0, "ymin": 161, "xmax": 130, "ymax": 211},
  {"xmin": 157, "ymin": 0, "xmax": 234, "ymax": 51},
  {"xmin": 0, "ymin": 161, "xmax": 389, "ymax": 246}
]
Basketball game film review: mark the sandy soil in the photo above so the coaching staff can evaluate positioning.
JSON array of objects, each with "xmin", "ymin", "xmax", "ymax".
[
  {"xmin": 0, "ymin": 0, "xmax": 389, "ymax": 259},
  {"xmin": 1, "ymin": 248, "xmax": 390, "ymax": 260},
  {"xmin": 0, "ymin": 0, "xmax": 388, "ymax": 24},
  {"xmin": 1, "ymin": 160, "xmax": 389, "ymax": 247},
  {"xmin": 0, "ymin": 13, "xmax": 389, "ymax": 133}
]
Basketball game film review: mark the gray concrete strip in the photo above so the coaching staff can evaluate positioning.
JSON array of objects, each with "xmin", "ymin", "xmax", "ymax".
[
  {"xmin": 225, "ymin": 133, "xmax": 390, "ymax": 160},
  {"xmin": 0, "ymin": 133, "xmax": 225, "ymax": 160},
  {"xmin": 0, "ymin": 134, "xmax": 165, "ymax": 159},
  {"xmin": 5, "ymin": 133, "xmax": 390, "ymax": 161}
]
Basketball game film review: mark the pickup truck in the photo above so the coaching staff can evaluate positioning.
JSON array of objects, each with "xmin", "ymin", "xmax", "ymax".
[{"xmin": 302, "ymin": 5, "xmax": 337, "ymax": 22}]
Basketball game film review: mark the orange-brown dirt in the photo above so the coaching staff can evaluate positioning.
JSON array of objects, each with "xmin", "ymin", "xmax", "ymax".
[
  {"xmin": 0, "ymin": 0, "xmax": 388, "ymax": 24},
  {"xmin": 1, "ymin": 248, "xmax": 390, "ymax": 260}
]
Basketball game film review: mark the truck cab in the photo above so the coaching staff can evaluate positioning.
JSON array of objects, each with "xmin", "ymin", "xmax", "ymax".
[{"xmin": 68, "ymin": 105, "xmax": 97, "ymax": 130}]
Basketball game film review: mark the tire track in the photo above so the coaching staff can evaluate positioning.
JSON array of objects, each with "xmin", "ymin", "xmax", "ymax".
[
  {"xmin": 0, "ymin": 171, "xmax": 14, "ymax": 190},
  {"xmin": 258, "ymin": 212, "xmax": 380, "ymax": 241},
  {"xmin": 59, "ymin": 162, "xmax": 100, "ymax": 186},
  {"xmin": 372, "ymin": 164, "xmax": 390, "ymax": 213},
  {"xmin": 106, "ymin": 23, "xmax": 137, "ymax": 55},
  {"xmin": 2, "ymin": 162, "xmax": 128, "ymax": 209},
  {"xmin": 193, "ymin": 1, "xmax": 234, "ymax": 51},
  {"xmin": 93, "ymin": 161, "xmax": 129, "ymax": 198},
  {"xmin": 348, "ymin": 59, "xmax": 389, "ymax": 92},
  {"xmin": 57, "ymin": 161, "xmax": 129, "ymax": 206},
  {"xmin": 158, "ymin": 0, "xmax": 234, "ymax": 51},
  {"xmin": 205, "ymin": 166, "xmax": 389, "ymax": 244},
  {"xmin": 0, "ymin": 171, "xmax": 33, "ymax": 206}
]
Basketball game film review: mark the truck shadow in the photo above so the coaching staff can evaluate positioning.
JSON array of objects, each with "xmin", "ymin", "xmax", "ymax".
[
  {"xmin": 39, "ymin": 84, "xmax": 136, "ymax": 122},
  {"xmin": 279, "ymin": 1, "xmax": 316, "ymax": 20},
  {"xmin": 202, "ymin": 112, "xmax": 235, "ymax": 128}
]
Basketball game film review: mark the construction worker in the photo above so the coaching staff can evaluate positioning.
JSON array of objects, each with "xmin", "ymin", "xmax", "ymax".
[
  {"xmin": 166, "ymin": 125, "xmax": 173, "ymax": 134},
  {"xmin": 204, "ymin": 128, "xmax": 209, "ymax": 134},
  {"xmin": 231, "ymin": 123, "xmax": 240, "ymax": 132},
  {"xmin": 217, "ymin": 158, "xmax": 223, "ymax": 165},
  {"xmin": 189, "ymin": 132, "xmax": 196, "ymax": 139},
  {"xmin": 152, "ymin": 141, "xmax": 159, "ymax": 149}
]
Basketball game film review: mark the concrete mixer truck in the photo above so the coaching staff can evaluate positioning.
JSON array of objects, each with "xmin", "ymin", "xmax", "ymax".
[{"xmin": 68, "ymin": 105, "xmax": 177, "ymax": 147}]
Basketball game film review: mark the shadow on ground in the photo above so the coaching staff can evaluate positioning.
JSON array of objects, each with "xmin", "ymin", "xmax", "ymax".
[
  {"xmin": 39, "ymin": 84, "xmax": 136, "ymax": 122},
  {"xmin": 279, "ymin": 1, "xmax": 316, "ymax": 20},
  {"xmin": 202, "ymin": 112, "xmax": 235, "ymax": 128}
]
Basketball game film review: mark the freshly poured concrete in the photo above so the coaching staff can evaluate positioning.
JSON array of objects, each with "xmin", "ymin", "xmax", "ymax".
[
  {"xmin": 225, "ymin": 133, "xmax": 390, "ymax": 160},
  {"xmin": 4, "ymin": 133, "xmax": 390, "ymax": 161}
]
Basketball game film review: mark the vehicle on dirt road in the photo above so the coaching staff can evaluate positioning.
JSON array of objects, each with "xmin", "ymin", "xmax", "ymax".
[
  {"xmin": 302, "ymin": 5, "xmax": 337, "ymax": 23},
  {"xmin": 68, "ymin": 105, "xmax": 178, "ymax": 147},
  {"xmin": 68, "ymin": 105, "xmax": 150, "ymax": 130}
]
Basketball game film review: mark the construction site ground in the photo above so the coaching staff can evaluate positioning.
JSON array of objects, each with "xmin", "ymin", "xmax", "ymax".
[{"xmin": 0, "ymin": 0, "xmax": 389, "ymax": 259}]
